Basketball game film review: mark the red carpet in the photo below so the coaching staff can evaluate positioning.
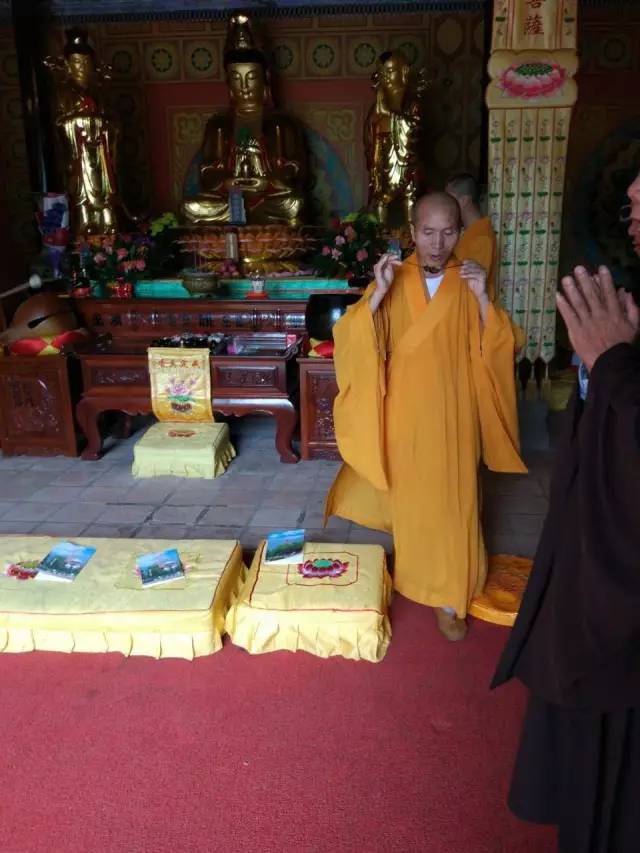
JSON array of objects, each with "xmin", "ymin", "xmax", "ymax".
[{"xmin": 0, "ymin": 595, "xmax": 555, "ymax": 853}]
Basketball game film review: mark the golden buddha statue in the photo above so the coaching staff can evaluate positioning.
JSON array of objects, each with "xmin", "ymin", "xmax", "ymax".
[
  {"xmin": 182, "ymin": 14, "xmax": 306, "ymax": 227},
  {"xmin": 364, "ymin": 50, "xmax": 428, "ymax": 229},
  {"xmin": 45, "ymin": 29, "xmax": 121, "ymax": 239}
]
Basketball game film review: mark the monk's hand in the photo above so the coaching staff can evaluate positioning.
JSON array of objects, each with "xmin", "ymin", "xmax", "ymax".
[
  {"xmin": 461, "ymin": 259, "xmax": 488, "ymax": 303},
  {"xmin": 556, "ymin": 266, "xmax": 640, "ymax": 371},
  {"xmin": 370, "ymin": 253, "xmax": 402, "ymax": 313}
]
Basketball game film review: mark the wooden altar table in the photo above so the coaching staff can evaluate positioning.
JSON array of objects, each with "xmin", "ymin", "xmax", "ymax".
[{"xmin": 76, "ymin": 334, "xmax": 301, "ymax": 463}]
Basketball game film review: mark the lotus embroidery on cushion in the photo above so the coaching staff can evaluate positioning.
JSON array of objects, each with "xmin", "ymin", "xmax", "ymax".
[{"xmin": 297, "ymin": 558, "xmax": 349, "ymax": 579}]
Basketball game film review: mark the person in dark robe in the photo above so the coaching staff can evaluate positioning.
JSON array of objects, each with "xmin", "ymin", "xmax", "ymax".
[{"xmin": 492, "ymin": 252, "xmax": 640, "ymax": 852}]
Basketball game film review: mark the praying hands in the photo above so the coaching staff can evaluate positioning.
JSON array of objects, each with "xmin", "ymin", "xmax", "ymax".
[{"xmin": 556, "ymin": 266, "xmax": 640, "ymax": 372}]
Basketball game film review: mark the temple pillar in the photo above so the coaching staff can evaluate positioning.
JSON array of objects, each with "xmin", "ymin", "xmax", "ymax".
[{"xmin": 487, "ymin": 1, "xmax": 578, "ymax": 367}]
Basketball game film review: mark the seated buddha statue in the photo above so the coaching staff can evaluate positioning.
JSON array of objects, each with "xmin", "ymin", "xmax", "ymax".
[{"xmin": 182, "ymin": 14, "xmax": 306, "ymax": 227}]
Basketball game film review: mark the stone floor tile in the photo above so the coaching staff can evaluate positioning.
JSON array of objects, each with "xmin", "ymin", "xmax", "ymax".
[
  {"xmin": 2, "ymin": 502, "xmax": 58, "ymax": 522},
  {"xmin": 0, "ymin": 409, "xmax": 558, "ymax": 558},
  {"xmin": 486, "ymin": 532, "xmax": 539, "ymax": 559},
  {"xmin": 263, "ymin": 491, "xmax": 311, "ymax": 509},
  {"xmin": 90, "ymin": 467, "xmax": 138, "ymax": 488},
  {"xmin": 48, "ymin": 502, "xmax": 108, "ymax": 524},
  {"xmin": 2, "ymin": 486, "xmax": 50, "ymax": 501},
  {"xmin": 81, "ymin": 524, "xmax": 139, "ymax": 538},
  {"xmin": 28, "ymin": 457, "xmax": 77, "ymax": 472},
  {"xmin": 95, "ymin": 504, "xmax": 156, "ymax": 525},
  {"xmin": 250, "ymin": 507, "xmax": 304, "ymax": 527},
  {"xmin": 304, "ymin": 528, "xmax": 351, "ymax": 544},
  {"xmin": 25, "ymin": 486, "xmax": 87, "ymax": 504},
  {"xmin": 0, "ymin": 457, "xmax": 36, "ymax": 470},
  {"xmin": 51, "ymin": 468, "xmax": 104, "ymax": 487},
  {"xmin": 0, "ymin": 502, "xmax": 14, "ymax": 518},
  {"xmin": 134, "ymin": 524, "xmax": 189, "ymax": 540},
  {"xmin": 187, "ymin": 525, "xmax": 244, "ymax": 541},
  {"xmin": 33, "ymin": 522, "xmax": 91, "ymax": 537},
  {"xmin": 198, "ymin": 506, "xmax": 254, "ymax": 526},
  {"xmin": 5, "ymin": 471, "xmax": 56, "ymax": 490},
  {"xmin": 302, "ymin": 511, "xmax": 348, "ymax": 530},
  {"xmin": 0, "ymin": 522, "xmax": 37, "ymax": 534},
  {"xmin": 153, "ymin": 505, "xmax": 207, "ymax": 525},
  {"xmin": 504, "ymin": 513, "xmax": 545, "ymax": 536},
  {"xmin": 123, "ymin": 482, "xmax": 179, "ymax": 504},
  {"xmin": 166, "ymin": 486, "xmax": 226, "ymax": 506},
  {"xmin": 81, "ymin": 486, "xmax": 133, "ymax": 503},
  {"xmin": 227, "ymin": 473, "xmax": 272, "ymax": 490},
  {"xmin": 207, "ymin": 489, "xmax": 266, "ymax": 508}
]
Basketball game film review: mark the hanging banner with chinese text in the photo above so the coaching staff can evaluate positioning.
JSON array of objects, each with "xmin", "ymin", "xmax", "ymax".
[
  {"xmin": 148, "ymin": 347, "xmax": 214, "ymax": 423},
  {"xmin": 487, "ymin": 0, "xmax": 578, "ymax": 364}
]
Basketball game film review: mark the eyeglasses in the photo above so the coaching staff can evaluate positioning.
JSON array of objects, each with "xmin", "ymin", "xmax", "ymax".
[{"xmin": 619, "ymin": 204, "xmax": 631, "ymax": 224}]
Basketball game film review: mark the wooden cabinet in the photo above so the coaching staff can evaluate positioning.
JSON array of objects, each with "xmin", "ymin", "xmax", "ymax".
[
  {"xmin": 299, "ymin": 358, "xmax": 340, "ymax": 461},
  {"xmin": 0, "ymin": 354, "xmax": 80, "ymax": 456}
]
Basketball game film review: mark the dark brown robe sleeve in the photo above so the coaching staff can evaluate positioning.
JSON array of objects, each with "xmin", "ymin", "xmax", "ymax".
[{"xmin": 492, "ymin": 343, "xmax": 640, "ymax": 711}]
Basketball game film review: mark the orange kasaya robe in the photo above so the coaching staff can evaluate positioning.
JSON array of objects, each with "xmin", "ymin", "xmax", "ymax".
[
  {"xmin": 324, "ymin": 252, "xmax": 527, "ymax": 617},
  {"xmin": 456, "ymin": 216, "xmax": 497, "ymax": 302}
]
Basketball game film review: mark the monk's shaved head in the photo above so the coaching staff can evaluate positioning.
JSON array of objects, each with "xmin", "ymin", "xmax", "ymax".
[
  {"xmin": 410, "ymin": 192, "xmax": 461, "ymax": 272},
  {"xmin": 412, "ymin": 192, "xmax": 461, "ymax": 228}
]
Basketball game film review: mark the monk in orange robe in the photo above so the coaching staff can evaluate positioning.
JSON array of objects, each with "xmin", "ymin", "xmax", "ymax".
[
  {"xmin": 325, "ymin": 192, "xmax": 526, "ymax": 640},
  {"xmin": 446, "ymin": 173, "xmax": 497, "ymax": 302}
]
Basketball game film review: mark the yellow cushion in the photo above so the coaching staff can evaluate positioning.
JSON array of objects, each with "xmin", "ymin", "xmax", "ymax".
[
  {"xmin": 226, "ymin": 541, "xmax": 392, "ymax": 662},
  {"xmin": 132, "ymin": 421, "xmax": 236, "ymax": 479},
  {"xmin": 468, "ymin": 554, "xmax": 532, "ymax": 627},
  {"xmin": 0, "ymin": 536, "xmax": 245, "ymax": 659}
]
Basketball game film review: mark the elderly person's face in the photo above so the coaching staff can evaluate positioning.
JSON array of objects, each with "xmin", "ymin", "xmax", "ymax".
[{"xmin": 627, "ymin": 172, "xmax": 640, "ymax": 256}]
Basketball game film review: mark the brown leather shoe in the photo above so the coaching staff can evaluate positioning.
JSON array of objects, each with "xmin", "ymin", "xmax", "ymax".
[{"xmin": 435, "ymin": 608, "xmax": 468, "ymax": 641}]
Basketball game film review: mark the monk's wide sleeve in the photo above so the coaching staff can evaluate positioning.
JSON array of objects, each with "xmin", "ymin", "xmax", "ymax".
[
  {"xmin": 578, "ymin": 343, "xmax": 640, "ymax": 660},
  {"xmin": 471, "ymin": 303, "xmax": 527, "ymax": 473},
  {"xmin": 332, "ymin": 294, "xmax": 389, "ymax": 491},
  {"xmin": 493, "ymin": 343, "xmax": 640, "ymax": 710}
]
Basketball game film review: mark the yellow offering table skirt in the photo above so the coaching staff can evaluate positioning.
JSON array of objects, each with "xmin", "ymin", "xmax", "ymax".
[
  {"xmin": 226, "ymin": 541, "xmax": 392, "ymax": 662},
  {"xmin": 468, "ymin": 554, "xmax": 533, "ymax": 627},
  {"xmin": 0, "ymin": 537, "xmax": 244, "ymax": 659},
  {"xmin": 132, "ymin": 421, "xmax": 236, "ymax": 479}
]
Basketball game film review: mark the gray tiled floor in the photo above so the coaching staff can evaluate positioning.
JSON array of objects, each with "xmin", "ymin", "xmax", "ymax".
[{"xmin": 0, "ymin": 414, "xmax": 556, "ymax": 559}]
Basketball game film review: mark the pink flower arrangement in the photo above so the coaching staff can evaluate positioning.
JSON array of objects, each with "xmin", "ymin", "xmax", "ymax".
[
  {"xmin": 498, "ymin": 61, "xmax": 567, "ymax": 100},
  {"xmin": 312, "ymin": 211, "xmax": 385, "ymax": 281},
  {"xmin": 81, "ymin": 231, "xmax": 152, "ymax": 290}
]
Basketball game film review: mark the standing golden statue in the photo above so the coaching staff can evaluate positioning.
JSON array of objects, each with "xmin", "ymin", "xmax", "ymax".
[
  {"xmin": 45, "ymin": 29, "xmax": 120, "ymax": 238},
  {"xmin": 182, "ymin": 14, "xmax": 306, "ymax": 226},
  {"xmin": 365, "ymin": 50, "xmax": 428, "ymax": 229}
]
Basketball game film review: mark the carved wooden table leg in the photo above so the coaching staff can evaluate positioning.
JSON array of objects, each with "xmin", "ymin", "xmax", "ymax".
[
  {"xmin": 272, "ymin": 402, "xmax": 299, "ymax": 464},
  {"xmin": 77, "ymin": 398, "xmax": 104, "ymax": 460},
  {"xmin": 117, "ymin": 414, "xmax": 133, "ymax": 439}
]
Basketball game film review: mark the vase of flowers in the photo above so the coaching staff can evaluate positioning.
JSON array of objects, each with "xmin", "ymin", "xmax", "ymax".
[
  {"xmin": 148, "ymin": 212, "xmax": 180, "ymax": 276},
  {"xmin": 80, "ymin": 231, "xmax": 152, "ymax": 297},
  {"xmin": 311, "ymin": 211, "xmax": 385, "ymax": 287}
]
